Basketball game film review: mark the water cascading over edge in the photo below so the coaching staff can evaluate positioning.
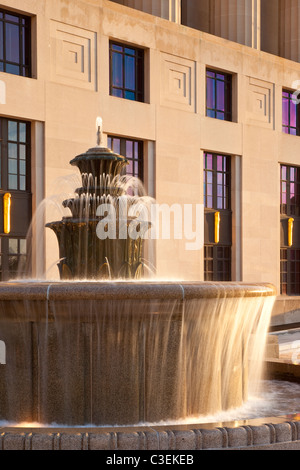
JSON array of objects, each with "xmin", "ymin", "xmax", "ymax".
[{"xmin": 0, "ymin": 281, "xmax": 276, "ymax": 426}]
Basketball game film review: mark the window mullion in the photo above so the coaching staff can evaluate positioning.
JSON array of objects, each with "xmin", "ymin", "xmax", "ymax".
[
  {"xmin": 18, "ymin": 17, "xmax": 22, "ymax": 76},
  {"xmin": 287, "ymin": 167, "xmax": 291, "ymax": 215},
  {"xmin": 296, "ymin": 97, "xmax": 299, "ymax": 134},
  {"xmin": 122, "ymin": 48, "xmax": 126, "ymax": 99},
  {"xmin": 139, "ymin": 141, "xmax": 143, "ymax": 180},
  {"xmin": 109, "ymin": 46, "xmax": 112, "ymax": 95},
  {"xmin": 215, "ymin": 77, "xmax": 218, "ymax": 114},
  {"xmin": 288, "ymin": 95, "xmax": 291, "ymax": 131},
  {"xmin": 135, "ymin": 50, "xmax": 138, "ymax": 101},
  {"xmin": 212, "ymin": 246, "xmax": 217, "ymax": 281},
  {"xmin": 213, "ymin": 155, "xmax": 217, "ymax": 208},
  {"xmin": 26, "ymin": 124, "xmax": 31, "ymax": 192},
  {"xmin": 1, "ymin": 119, "xmax": 8, "ymax": 191},
  {"xmin": 287, "ymin": 249, "xmax": 291, "ymax": 295},
  {"xmin": 3, "ymin": 17, "xmax": 6, "ymax": 71}
]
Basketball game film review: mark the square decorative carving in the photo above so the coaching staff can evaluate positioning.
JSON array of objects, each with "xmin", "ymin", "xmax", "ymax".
[
  {"xmin": 160, "ymin": 53, "xmax": 196, "ymax": 112},
  {"xmin": 50, "ymin": 21, "xmax": 97, "ymax": 90},
  {"xmin": 246, "ymin": 77, "xmax": 274, "ymax": 129}
]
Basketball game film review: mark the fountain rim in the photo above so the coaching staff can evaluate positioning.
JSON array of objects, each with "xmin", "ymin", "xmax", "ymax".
[
  {"xmin": 0, "ymin": 281, "xmax": 276, "ymax": 301},
  {"xmin": 0, "ymin": 412, "xmax": 299, "ymax": 450}
]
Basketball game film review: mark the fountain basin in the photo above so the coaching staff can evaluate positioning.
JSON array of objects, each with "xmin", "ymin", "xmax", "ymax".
[{"xmin": 0, "ymin": 281, "xmax": 276, "ymax": 427}]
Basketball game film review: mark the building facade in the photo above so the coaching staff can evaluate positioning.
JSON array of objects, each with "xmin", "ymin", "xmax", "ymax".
[{"xmin": 0, "ymin": 0, "xmax": 300, "ymax": 297}]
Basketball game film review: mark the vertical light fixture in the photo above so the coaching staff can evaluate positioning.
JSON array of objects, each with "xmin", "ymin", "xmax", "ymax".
[
  {"xmin": 288, "ymin": 217, "xmax": 294, "ymax": 247},
  {"xmin": 3, "ymin": 193, "xmax": 11, "ymax": 234},
  {"xmin": 215, "ymin": 211, "xmax": 220, "ymax": 244}
]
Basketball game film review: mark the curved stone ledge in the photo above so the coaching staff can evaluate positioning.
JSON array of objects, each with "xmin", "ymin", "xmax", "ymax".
[
  {"xmin": 0, "ymin": 281, "xmax": 277, "ymax": 301},
  {"xmin": 1, "ymin": 418, "xmax": 300, "ymax": 450}
]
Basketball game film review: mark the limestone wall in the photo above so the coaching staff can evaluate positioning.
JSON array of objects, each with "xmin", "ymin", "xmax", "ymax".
[{"xmin": 0, "ymin": 0, "xmax": 300, "ymax": 290}]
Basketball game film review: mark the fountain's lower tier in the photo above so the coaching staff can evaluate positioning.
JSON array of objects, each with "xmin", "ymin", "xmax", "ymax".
[{"xmin": 0, "ymin": 281, "xmax": 276, "ymax": 426}]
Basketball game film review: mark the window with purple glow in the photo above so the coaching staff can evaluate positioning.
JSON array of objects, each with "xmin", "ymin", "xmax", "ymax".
[
  {"xmin": 0, "ymin": 9, "xmax": 31, "ymax": 77},
  {"xmin": 206, "ymin": 69, "xmax": 232, "ymax": 121},
  {"xmin": 282, "ymin": 90, "xmax": 300, "ymax": 136},
  {"xmin": 109, "ymin": 42, "xmax": 144, "ymax": 102},
  {"xmin": 107, "ymin": 136, "xmax": 143, "ymax": 181},
  {"xmin": 280, "ymin": 165, "xmax": 300, "ymax": 216},
  {"xmin": 204, "ymin": 153, "xmax": 231, "ymax": 210}
]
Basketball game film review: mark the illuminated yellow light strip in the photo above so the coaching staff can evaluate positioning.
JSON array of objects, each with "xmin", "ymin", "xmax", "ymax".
[
  {"xmin": 3, "ymin": 193, "xmax": 11, "ymax": 234},
  {"xmin": 215, "ymin": 211, "xmax": 220, "ymax": 244},
  {"xmin": 288, "ymin": 217, "xmax": 294, "ymax": 247}
]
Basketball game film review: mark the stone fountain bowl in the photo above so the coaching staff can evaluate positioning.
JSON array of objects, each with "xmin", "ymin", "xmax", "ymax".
[{"xmin": 0, "ymin": 281, "xmax": 276, "ymax": 430}]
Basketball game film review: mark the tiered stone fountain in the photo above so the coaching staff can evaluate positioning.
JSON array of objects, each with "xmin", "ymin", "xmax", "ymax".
[
  {"xmin": 46, "ymin": 123, "xmax": 149, "ymax": 281},
  {"xmin": 0, "ymin": 120, "xmax": 291, "ymax": 450}
]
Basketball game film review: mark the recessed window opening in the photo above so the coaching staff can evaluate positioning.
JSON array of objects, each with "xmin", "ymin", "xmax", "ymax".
[
  {"xmin": 0, "ymin": 8, "xmax": 31, "ymax": 77},
  {"xmin": 109, "ymin": 41, "xmax": 144, "ymax": 102}
]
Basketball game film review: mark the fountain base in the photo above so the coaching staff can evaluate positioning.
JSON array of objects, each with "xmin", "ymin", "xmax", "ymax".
[
  {"xmin": 1, "ymin": 410, "xmax": 300, "ymax": 450},
  {"xmin": 0, "ymin": 281, "xmax": 275, "ymax": 427}
]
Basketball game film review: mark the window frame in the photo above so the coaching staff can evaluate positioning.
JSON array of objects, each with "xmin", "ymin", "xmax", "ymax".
[
  {"xmin": 204, "ymin": 152, "xmax": 231, "ymax": 211},
  {"xmin": 0, "ymin": 8, "xmax": 31, "ymax": 77},
  {"xmin": 282, "ymin": 89, "xmax": 300, "ymax": 136},
  {"xmin": 280, "ymin": 164, "xmax": 300, "ymax": 295},
  {"xmin": 280, "ymin": 247, "xmax": 288, "ymax": 295},
  {"xmin": 107, "ymin": 135, "xmax": 144, "ymax": 182},
  {"xmin": 0, "ymin": 236, "xmax": 28, "ymax": 281},
  {"xmin": 0, "ymin": 118, "xmax": 31, "ymax": 192},
  {"xmin": 204, "ymin": 152, "xmax": 232, "ymax": 282},
  {"xmin": 206, "ymin": 69, "xmax": 232, "ymax": 122},
  {"xmin": 204, "ymin": 244, "xmax": 231, "ymax": 282},
  {"xmin": 109, "ymin": 41, "xmax": 144, "ymax": 102},
  {"xmin": 280, "ymin": 164, "xmax": 300, "ymax": 217},
  {"xmin": 0, "ymin": 117, "xmax": 31, "ymax": 281},
  {"xmin": 280, "ymin": 247, "xmax": 300, "ymax": 296}
]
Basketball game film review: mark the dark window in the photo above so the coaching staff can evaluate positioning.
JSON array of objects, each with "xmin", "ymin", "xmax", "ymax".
[
  {"xmin": 280, "ymin": 164, "xmax": 300, "ymax": 295},
  {"xmin": 109, "ymin": 42, "xmax": 144, "ymax": 102},
  {"xmin": 0, "ymin": 8, "xmax": 31, "ymax": 77},
  {"xmin": 0, "ymin": 237, "xmax": 27, "ymax": 280},
  {"xmin": 280, "ymin": 165, "xmax": 300, "ymax": 217},
  {"xmin": 282, "ymin": 90, "xmax": 300, "ymax": 136},
  {"xmin": 0, "ymin": 119, "xmax": 31, "ymax": 191},
  {"xmin": 204, "ymin": 245, "xmax": 213, "ymax": 281},
  {"xmin": 204, "ymin": 152, "xmax": 232, "ymax": 282},
  {"xmin": 204, "ymin": 245, "xmax": 231, "ymax": 282},
  {"xmin": 206, "ymin": 69, "xmax": 232, "ymax": 121},
  {"xmin": 280, "ymin": 248, "xmax": 300, "ymax": 296},
  {"xmin": 107, "ymin": 136, "xmax": 143, "ymax": 181},
  {"xmin": 289, "ymin": 249, "xmax": 300, "ymax": 295},
  {"xmin": 280, "ymin": 248, "xmax": 288, "ymax": 295},
  {"xmin": 204, "ymin": 153, "xmax": 231, "ymax": 210},
  {"xmin": 0, "ymin": 117, "xmax": 31, "ymax": 281}
]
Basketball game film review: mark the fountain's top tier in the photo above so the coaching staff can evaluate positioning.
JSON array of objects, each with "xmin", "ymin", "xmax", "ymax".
[{"xmin": 70, "ymin": 145, "xmax": 128, "ymax": 179}]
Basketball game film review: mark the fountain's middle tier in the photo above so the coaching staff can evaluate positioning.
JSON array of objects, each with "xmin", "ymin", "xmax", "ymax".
[{"xmin": 46, "ymin": 215, "xmax": 150, "ymax": 280}]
